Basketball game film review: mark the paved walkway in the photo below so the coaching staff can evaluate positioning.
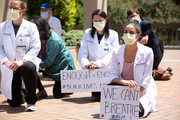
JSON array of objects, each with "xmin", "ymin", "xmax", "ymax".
[{"xmin": 0, "ymin": 49, "xmax": 180, "ymax": 120}]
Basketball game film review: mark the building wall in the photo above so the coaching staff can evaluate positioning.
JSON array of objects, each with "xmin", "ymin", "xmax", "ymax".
[
  {"xmin": 0, "ymin": 0, "xmax": 10, "ymax": 23},
  {"xmin": 83, "ymin": 0, "xmax": 107, "ymax": 30}
]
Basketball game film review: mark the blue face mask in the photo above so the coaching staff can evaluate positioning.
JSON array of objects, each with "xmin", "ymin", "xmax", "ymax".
[
  {"xmin": 40, "ymin": 12, "xmax": 49, "ymax": 19},
  {"xmin": 130, "ymin": 17, "xmax": 139, "ymax": 23}
]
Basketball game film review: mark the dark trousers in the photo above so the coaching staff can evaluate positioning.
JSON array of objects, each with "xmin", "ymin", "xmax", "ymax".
[
  {"xmin": 7, "ymin": 61, "xmax": 38, "ymax": 107},
  {"xmin": 37, "ymin": 76, "xmax": 44, "ymax": 91},
  {"xmin": 37, "ymin": 65, "xmax": 73, "ymax": 98},
  {"xmin": 53, "ymin": 66, "xmax": 73, "ymax": 98},
  {"xmin": 153, "ymin": 41, "xmax": 164, "ymax": 70},
  {"xmin": 108, "ymin": 82, "xmax": 144, "ymax": 117}
]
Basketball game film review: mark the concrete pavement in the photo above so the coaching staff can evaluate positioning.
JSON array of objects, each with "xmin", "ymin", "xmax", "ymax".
[{"xmin": 0, "ymin": 49, "xmax": 180, "ymax": 120}]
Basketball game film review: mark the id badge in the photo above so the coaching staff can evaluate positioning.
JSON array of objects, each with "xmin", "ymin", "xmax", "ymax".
[
  {"xmin": 104, "ymin": 43, "xmax": 109, "ymax": 51},
  {"xmin": 16, "ymin": 46, "xmax": 26, "ymax": 60}
]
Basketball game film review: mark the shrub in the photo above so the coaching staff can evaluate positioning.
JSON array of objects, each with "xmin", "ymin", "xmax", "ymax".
[{"xmin": 61, "ymin": 30, "xmax": 84, "ymax": 46}]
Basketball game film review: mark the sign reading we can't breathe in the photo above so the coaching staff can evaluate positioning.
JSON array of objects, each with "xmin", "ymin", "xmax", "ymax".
[
  {"xmin": 60, "ymin": 69, "xmax": 111, "ymax": 93},
  {"xmin": 100, "ymin": 85, "xmax": 140, "ymax": 120}
]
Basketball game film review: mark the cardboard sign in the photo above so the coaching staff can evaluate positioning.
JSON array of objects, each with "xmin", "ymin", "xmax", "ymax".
[
  {"xmin": 100, "ymin": 85, "xmax": 140, "ymax": 120},
  {"xmin": 61, "ymin": 69, "xmax": 111, "ymax": 93}
]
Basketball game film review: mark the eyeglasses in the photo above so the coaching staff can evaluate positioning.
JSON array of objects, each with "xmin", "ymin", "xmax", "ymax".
[{"xmin": 8, "ymin": 6, "xmax": 21, "ymax": 10}]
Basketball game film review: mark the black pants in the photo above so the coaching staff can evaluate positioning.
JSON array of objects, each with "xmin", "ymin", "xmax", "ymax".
[
  {"xmin": 7, "ymin": 61, "xmax": 38, "ymax": 107},
  {"xmin": 37, "ymin": 65, "xmax": 73, "ymax": 98},
  {"xmin": 153, "ymin": 41, "xmax": 164, "ymax": 70},
  {"xmin": 108, "ymin": 82, "xmax": 144, "ymax": 117},
  {"xmin": 37, "ymin": 76, "xmax": 44, "ymax": 91}
]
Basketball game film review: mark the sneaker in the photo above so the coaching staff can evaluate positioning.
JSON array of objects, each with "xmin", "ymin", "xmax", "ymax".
[
  {"xmin": 37, "ymin": 89, "xmax": 48, "ymax": 99},
  {"xmin": 166, "ymin": 67, "xmax": 172, "ymax": 73},
  {"xmin": 25, "ymin": 104, "xmax": 36, "ymax": 112}
]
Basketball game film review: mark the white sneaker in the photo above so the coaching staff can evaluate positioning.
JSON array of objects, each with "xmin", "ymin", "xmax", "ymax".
[{"xmin": 25, "ymin": 104, "xmax": 36, "ymax": 112}]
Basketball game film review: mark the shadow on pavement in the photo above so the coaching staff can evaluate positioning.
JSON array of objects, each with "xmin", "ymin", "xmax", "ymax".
[
  {"xmin": 0, "ymin": 105, "xmax": 25, "ymax": 113},
  {"xmin": 92, "ymin": 113, "xmax": 99, "ymax": 119},
  {"xmin": 62, "ymin": 97, "xmax": 98, "ymax": 104},
  {"xmin": 43, "ymin": 83, "xmax": 54, "ymax": 88}
]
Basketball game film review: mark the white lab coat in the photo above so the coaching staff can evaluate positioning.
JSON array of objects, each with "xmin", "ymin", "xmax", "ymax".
[
  {"xmin": 0, "ymin": 19, "xmax": 41, "ymax": 99},
  {"xmin": 110, "ymin": 43, "xmax": 157, "ymax": 117},
  {"xmin": 78, "ymin": 28, "xmax": 119, "ymax": 69},
  {"xmin": 48, "ymin": 15, "xmax": 62, "ymax": 36}
]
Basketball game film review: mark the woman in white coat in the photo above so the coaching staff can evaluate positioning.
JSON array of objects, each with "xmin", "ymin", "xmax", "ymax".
[
  {"xmin": 110, "ymin": 22, "xmax": 157, "ymax": 118},
  {"xmin": 0, "ymin": 0, "xmax": 40, "ymax": 112},
  {"xmin": 78, "ymin": 9, "xmax": 119, "ymax": 101}
]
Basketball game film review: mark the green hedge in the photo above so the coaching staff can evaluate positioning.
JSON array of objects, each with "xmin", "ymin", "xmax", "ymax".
[{"xmin": 61, "ymin": 30, "xmax": 84, "ymax": 46}]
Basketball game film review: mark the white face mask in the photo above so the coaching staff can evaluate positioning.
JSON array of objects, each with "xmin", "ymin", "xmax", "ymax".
[
  {"xmin": 8, "ymin": 8, "xmax": 21, "ymax": 20},
  {"xmin": 122, "ymin": 33, "xmax": 137, "ymax": 45},
  {"xmin": 40, "ymin": 12, "xmax": 49, "ymax": 19},
  {"xmin": 93, "ymin": 20, "xmax": 106, "ymax": 31},
  {"xmin": 130, "ymin": 17, "xmax": 139, "ymax": 23}
]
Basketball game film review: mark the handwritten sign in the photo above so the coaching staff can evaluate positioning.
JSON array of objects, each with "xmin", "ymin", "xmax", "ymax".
[
  {"xmin": 61, "ymin": 69, "xmax": 111, "ymax": 93},
  {"xmin": 100, "ymin": 85, "xmax": 140, "ymax": 120}
]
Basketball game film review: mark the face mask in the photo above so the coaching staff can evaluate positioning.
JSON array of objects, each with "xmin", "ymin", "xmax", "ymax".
[
  {"xmin": 40, "ymin": 12, "xmax": 49, "ymax": 19},
  {"xmin": 93, "ymin": 20, "xmax": 106, "ymax": 31},
  {"xmin": 130, "ymin": 17, "xmax": 139, "ymax": 23},
  {"xmin": 122, "ymin": 33, "xmax": 137, "ymax": 45},
  {"xmin": 8, "ymin": 8, "xmax": 21, "ymax": 20}
]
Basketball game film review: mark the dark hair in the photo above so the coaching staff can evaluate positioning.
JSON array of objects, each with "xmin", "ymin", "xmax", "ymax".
[
  {"xmin": 127, "ymin": 8, "xmax": 139, "ymax": 16},
  {"xmin": 12, "ymin": 0, "xmax": 27, "ymax": 10},
  {"xmin": 91, "ymin": 9, "xmax": 109, "ymax": 38},
  {"xmin": 124, "ymin": 22, "xmax": 142, "ymax": 34},
  {"xmin": 30, "ymin": 16, "xmax": 51, "ymax": 41}
]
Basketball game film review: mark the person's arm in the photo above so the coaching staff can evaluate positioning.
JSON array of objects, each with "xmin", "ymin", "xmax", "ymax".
[
  {"xmin": 112, "ymin": 78, "xmax": 138, "ymax": 88},
  {"xmin": 139, "ymin": 48, "xmax": 154, "ymax": 90},
  {"xmin": 0, "ymin": 23, "xmax": 9, "ymax": 65},
  {"xmin": 53, "ymin": 18, "xmax": 62, "ymax": 36},
  {"xmin": 0, "ymin": 23, "xmax": 27, "ymax": 71},
  {"xmin": 111, "ymin": 47, "xmax": 138, "ymax": 88},
  {"xmin": 40, "ymin": 36, "xmax": 60, "ymax": 68},
  {"xmin": 139, "ymin": 35, "xmax": 148, "ymax": 45},
  {"xmin": 140, "ymin": 86, "xmax": 145, "ymax": 97},
  {"xmin": 7, "ymin": 59, "xmax": 26, "ymax": 71},
  {"xmin": 110, "ymin": 48, "xmax": 124, "ymax": 83},
  {"xmin": 139, "ymin": 21, "xmax": 153, "ymax": 42},
  {"xmin": 78, "ymin": 30, "xmax": 90, "ymax": 69}
]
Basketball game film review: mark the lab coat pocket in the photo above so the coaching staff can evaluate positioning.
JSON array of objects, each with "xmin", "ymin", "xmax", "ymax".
[
  {"xmin": 18, "ymin": 37, "xmax": 31, "ymax": 50},
  {"xmin": 2, "ymin": 33, "xmax": 11, "ymax": 44}
]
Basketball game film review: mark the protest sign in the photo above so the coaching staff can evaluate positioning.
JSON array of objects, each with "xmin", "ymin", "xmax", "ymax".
[
  {"xmin": 100, "ymin": 85, "xmax": 140, "ymax": 120},
  {"xmin": 61, "ymin": 69, "xmax": 111, "ymax": 93}
]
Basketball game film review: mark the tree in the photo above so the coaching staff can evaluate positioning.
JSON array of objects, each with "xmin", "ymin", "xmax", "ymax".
[
  {"xmin": 26, "ymin": 0, "xmax": 76, "ymax": 31},
  {"xmin": 74, "ymin": 0, "xmax": 83, "ymax": 26},
  {"xmin": 135, "ymin": 0, "xmax": 180, "ymax": 23},
  {"xmin": 107, "ymin": 0, "xmax": 130, "ymax": 25},
  {"xmin": 107, "ymin": 0, "xmax": 180, "ymax": 25}
]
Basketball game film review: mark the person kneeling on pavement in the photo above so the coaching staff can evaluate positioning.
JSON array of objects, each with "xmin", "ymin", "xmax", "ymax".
[
  {"xmin": 30, "ymin": 16, "xmax": 75, "ymax": 99},
  {"xmin": 0, "ymin": 0, "xmax": 40, "ymax": 112}
]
